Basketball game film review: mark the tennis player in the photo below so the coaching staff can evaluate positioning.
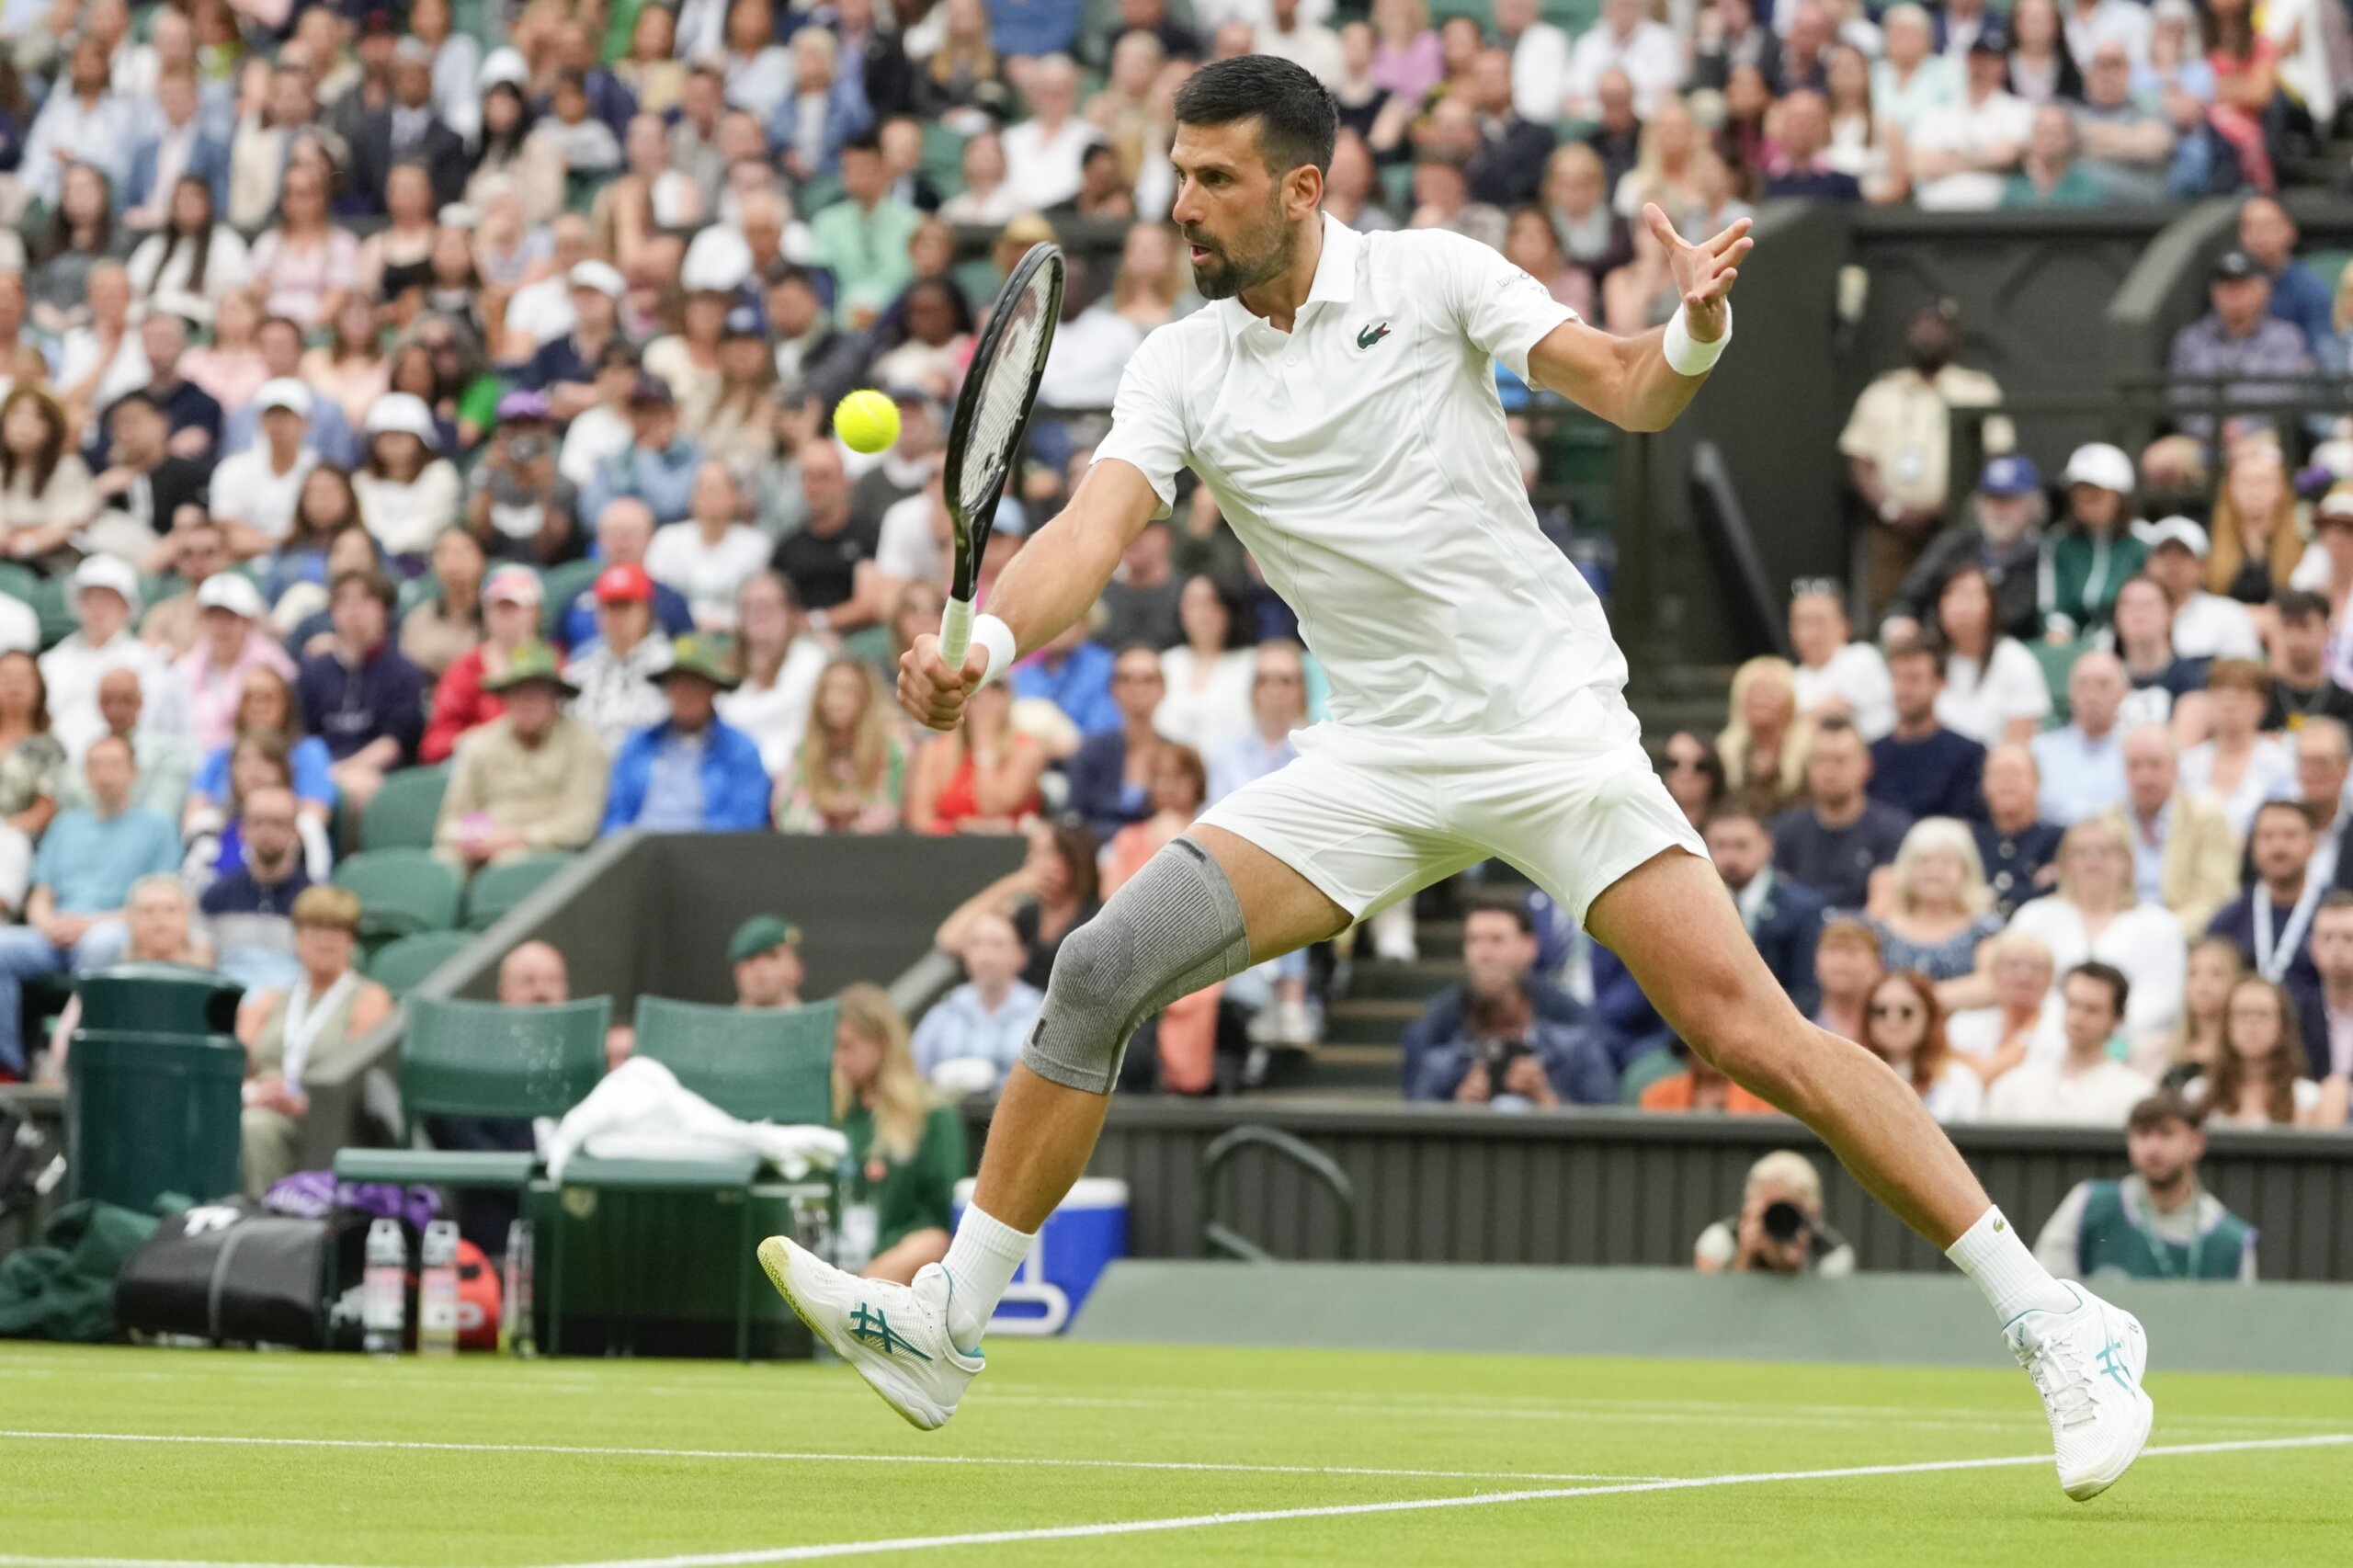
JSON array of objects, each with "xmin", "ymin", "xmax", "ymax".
[{"xmin": 763, "ymin": 55, "xmax": 2152, "ymax": 1500}]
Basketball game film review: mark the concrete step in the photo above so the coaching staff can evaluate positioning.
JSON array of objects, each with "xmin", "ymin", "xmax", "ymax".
[
  {"xmin": 1323, "ymin": 996, "xmax": 1426, "ymax": 1047},
  {"xmin": 1341, "ymin": 957, "xmax": 1463, "ymax": 1003},
  {"xmin": 1299, "ymin": 1042, "xmax": 1401, "ymax": 1091}
]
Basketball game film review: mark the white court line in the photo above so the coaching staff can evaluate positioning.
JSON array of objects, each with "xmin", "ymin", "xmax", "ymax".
[
  {"xmin": 0, "ymin": 1430, "xmax": 1662, "ymax": 1486},
  {"xmin": 4, "ymin": 1434, "xmax": 2341, "ymax": 1568}
]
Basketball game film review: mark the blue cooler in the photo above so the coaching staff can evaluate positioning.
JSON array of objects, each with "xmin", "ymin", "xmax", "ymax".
[{"xmin": 952, "ymin": 1177, "xmax": 1128, "ymax": 1335}]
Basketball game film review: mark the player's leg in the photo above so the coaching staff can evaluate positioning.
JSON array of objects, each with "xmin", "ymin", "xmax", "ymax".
[{"xmin": 1586, "ymin": 847, "xmax": 2153, "ymax": 1499}]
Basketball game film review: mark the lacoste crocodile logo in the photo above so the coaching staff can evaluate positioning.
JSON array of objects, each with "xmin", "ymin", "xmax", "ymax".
[{"xmin": 1357, "ymin": 322, "xmax": 1392, "ymax": 350}]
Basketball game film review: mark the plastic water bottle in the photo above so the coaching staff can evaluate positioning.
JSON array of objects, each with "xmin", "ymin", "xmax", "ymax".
[
  {"xmin": 500, "ymin": 1220, "xmax": 535, "ymax": 1358},
  {"xmin": 417, "ymin": 1221, "xmax": 460, "ymax": 1358},
  {"xmin": 362, "ymin": 1219, "xmax": 407, "ymax": 1358}
]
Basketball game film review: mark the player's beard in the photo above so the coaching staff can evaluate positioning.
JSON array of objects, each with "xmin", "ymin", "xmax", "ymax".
[{"xmin": 1186, "ymin": 190, "xmax": 1296, "ymax": 301}]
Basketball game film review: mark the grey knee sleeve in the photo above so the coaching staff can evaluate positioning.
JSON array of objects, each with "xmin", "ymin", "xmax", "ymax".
[{"xmin": 1022, "ymin": 835, "xmax": 1254, "ymax": 1094}]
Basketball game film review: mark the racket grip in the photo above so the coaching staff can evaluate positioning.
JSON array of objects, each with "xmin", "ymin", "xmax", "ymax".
[{"xmin": 939, "ymin": 596, "xmax": 974, "ymax": 672}]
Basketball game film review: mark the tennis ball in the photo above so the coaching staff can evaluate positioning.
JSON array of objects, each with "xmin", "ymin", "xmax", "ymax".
[{"xmin": 835, "ymin": 390, "xmax": 901, "ymax": 455}]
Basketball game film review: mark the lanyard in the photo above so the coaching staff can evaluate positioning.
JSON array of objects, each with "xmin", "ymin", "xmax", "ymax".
[
  {"xmin": 280, "ymin": 970, "xmax": 358, "ymax": 1092},
  {"xmin": 2253, "ymin": 882, "xmax": 2320, "ymax": 983}
]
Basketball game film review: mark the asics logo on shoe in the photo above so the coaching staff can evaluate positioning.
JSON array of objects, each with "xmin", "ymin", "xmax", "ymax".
[
  {"xmin": 2096, "ymin": 1340, "xmax": 2132, "ymax": 1392},
  {"xmin": 849, "ymin": 1302, "xmax": 930, "ymax": 1359}
]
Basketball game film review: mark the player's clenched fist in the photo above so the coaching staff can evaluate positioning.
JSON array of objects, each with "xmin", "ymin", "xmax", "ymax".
[{"xmin": 898, "ymin": 633, "xmax": 992, "ymax": 731}]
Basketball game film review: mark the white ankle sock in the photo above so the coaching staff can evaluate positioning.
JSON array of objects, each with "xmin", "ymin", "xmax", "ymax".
[
  {"xmin": 940, "ymin": 1204, "xmax": 1033, "ymax": 1352},
  {"xmin": 1947, "ymin": 1206, "xmax": 2075, "ymax": 1324}
]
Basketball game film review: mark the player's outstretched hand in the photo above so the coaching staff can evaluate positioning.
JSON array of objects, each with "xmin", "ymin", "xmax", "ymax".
[
  {"xmin": 899, "ymin": 633, "xmax": 992, "ymax": 732},
  {"xmin": 1644, "ymin": 203, "xmax": 1753, "ymax": 344}
]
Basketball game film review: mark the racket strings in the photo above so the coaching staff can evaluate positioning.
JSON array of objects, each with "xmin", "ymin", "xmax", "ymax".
[{"xmin": 956, "ymin": 269, "xmax": 1058, "ymax": 502}]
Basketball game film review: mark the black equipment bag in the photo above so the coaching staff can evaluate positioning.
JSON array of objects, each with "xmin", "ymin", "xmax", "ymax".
[{"xmin": 114, "ymin": 1199, "xmax": 359, "ymax": 1349}]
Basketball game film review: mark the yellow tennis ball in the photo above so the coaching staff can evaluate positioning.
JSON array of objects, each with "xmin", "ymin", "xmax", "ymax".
[{"xmin": 835, "ymin": 390, "xmax": 901, "ymax": 455}]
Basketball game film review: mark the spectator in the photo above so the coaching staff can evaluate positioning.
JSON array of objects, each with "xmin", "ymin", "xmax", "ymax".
[
  {"xmin": 352, "ymin": 392, "xmax": 460, "ymax": 568},
  {"xmin": 906, "ymin": 678, "xmax": 1043, "ymax": 835},
  {"xmin": 2000, "ymin": 815, "xmax": 2188, "ymax": 1041},
  {"xmin": 236, "ymin": 884, "xmax": 393, "ymax": 1196},
  {"xmin": 40, "ymin": 555, "xmax": 176, "ymax": 756},
  {"xmin": 1871, "ymin": 6, "xmax": 1963, "ymax": 137},
  {"xmin": 1984, "ymin": 961, "xmax": 2156, "ymax": 1124},
  {"xmin": 830, "ymin": 983, "xmax": 963, "ymax": 1283},
  {"xmin": 582, "ymin": 377, "xmax": 703, "ymax": 529},
  {"xmin": 730, "ymin": 915, "xmax": 806, "ymax": 1010},
  {"xmin": 600, "ymin": 636, "xmax": 770, "ymax": 835},
  {"xmin": 910, "ymin": 908, "xmax": 1042, "ymax": 1095},
  {"xmin": 176, "ymin": 575, "xmax": 295, "ymax": 758},
  {"xmin": 1011, "ymin": 619, "xmax": 1119, "ymax": 739},
  {"xmin": 21, "ymin": 39, "xmax": 134, "ymax": 213},
  {"xmin": 2139, "ymin": 517, "xmax": 2262, "ymax": 663},
  {"xmin": 646, "ymin": 461, "xmax": 770, "ymax": 635},
  {"xmin": 1759, "ymin": 90, "xmax": 1861, "ymax": 201},
  {"xmin": 565, "ymin": 563, "xmax": 676, "ymax": 754},
  {"xmin": 1788, "ymin": 581, "xmax": 1893, "ymax": 740},
  {"xmin": 936, "ymin": 818, "xmax": 1101, "ymax": 993},
  {"xmin": 811, "ymin": 134, "xmax": 922, "ymax": 332},
  {"xmin": 199, "ymin": 782, "xmax": 313, "ymax": 992},
  {"xmin": 1772, "ymin": 716, "xmax": 1911, "ymax": 912},
  {"xmin": 1718, "ymin": 655, "xmax": 1808, "ymax": 818},
  {"xmin": 2266, "ymin": 591, "xmax": 2353, "ymax": 731},
  {"xmin": 435, "ymin": 643, "xmax": 608, "ymax": 869},
  {"xmin": 1907, "ymin": 39, "xmax": 2034, "ymax": 210},
  {"xmin": 1657, "ymin": 729, "xmax": 1727, "ymax": 831},
  {"xmin": 1209, "ymin": 641, "xmax": 1308, "ymax": 804},
  {"xmin": 2183, "ymin": 659, "xmax": 2295, "ymax": 837},
  {"xmin": 1945, "ymin": 926, "xmax": 2060, "ymax": 1085},
  {"xmin": 1841, "ymin": 303, "xmax": 2010, "ymax": 612},
  {"xmin": 1096, "ymin": 520, "xmax": 1183, "ymax": 651},
  {"xmin": 2111, "ymin": 723, "xmax": 2240, "ymax": 938},
  {"xmin": 2190, "ymin": 974, "xmax": 2327, "ymax": 1127},
  {"xmin": 1408, "ymin": 912, "xmax": 1615, "ymax": 1108},
  {"xmin": 295, "ymin": 568, "xmax": 424, "ymax": 816},
  {"xmin": 419, "ymin": 565, "xmax": 541, "ymax": 766},
  {"xmin": 2071, "ymin": 41, "xmax": 2177, "ymax": 200},
  {"xmin": 35, "ymin": 875, "xmax": 214, "ymax": 1082},
  {"xmin": 2237, "ymin": 195, "xmax": 2335, "ymax": 362},
  {"xmin": 462, "ymin": 392, "xmax": 581, "ymax": 571},
  {"xmin": 1881, "ymin": 456, "xmax": 2046, "ymax": 647},
  {"xmin": 0, "ymin": 736, "xmax": 180, "ymax": 1077},
  {"xmin": 0, "ymin": 386, "xmax": 96, "ymax": 565},
  {"xmin": 2032, "ymin": 1090, "xmax": 2256, "ymax": 1281},
  {"xmin": 1062, "ymin": 642, "xmax": 1168, "ymax": 841},
  {"xmin": 2002, "ymin": 104, "xmax": 2106, "ymax": 205},
  {"xmin": 2166, "ymin": 254, "xmax": 2316, "ymax": 445},
  {"xmin": 1871, "ymin": 642, "xmax": 1986, "ymax": 822},
  {"xmin": 1154, "ymin": 576, "xmax": 1255, "ymax": 759},
  {"xmin": 2279, "ymin": 716, "xmax": 2353, "ymax": 889},
  {"xmin": 2038, "ymin": 445, "xmax": 2145, "ymax": 642},
  {"xmin": 1692, "ymin": 1151, "xmax": 1857, "ymax": 1276},
  {"xmin": 717, "ymin": 574, "xmax": 828, "ymax": 780},
  {"xmin": 1457, "ymin": 49, "xmax": 1555, "ymax": 210},
  {"xmin": 300, "ymin": 298, "xmax": 393, "ymax": 438},
  {"xmin": 559, "ymin": 501, "xmax": 696, "ymax": 648},
  {"xmin": 1974, "ymin": 744, "xmax": 2063, "ymax": 915},
  {"xmin": 1099, "ymin": 742, "xmax": 1210, "ymax": 895},
  {"xmin": 1811, "ymin": 916, "xmax": 1883, "ymax": 1042},
  {"xmin": 777, "ymin": 657, "xmax": 906, "ymax": 835},
  {"xmin": 144, "ymin": 514, "xmax": 240, "ymax": 661},
  {"xmin": 2205, "ymin": 441, "xmax": 2303, "ymax": 607},
  {"xmin": 209, "ymin": 380, "xmax": 319, "ymax": 556},
  {"xmin": 184, "ymin": 665, "xmax": 335, "ymax": 842},
  {"xmin": 2296, "ymin": 894, "xmax": 2353, "ymax": 1089},
  {"xmin": 2209, "ymin": 798, "xmax": 2324, "ymax": 1002},
  {"xmin": 1872, "ymin": 817, "xmax": 2004, "ymax": 982},
  {"xmin": 1402, "ymin": 901, "xmax": 1599, "ymax": 1092},
  {"xmin": 2152, "ymin": 936, "xmax": 2246, "ymax": 1089},
  {"xmin": 2007, "ymin": 0, "xmax": 2087, "ymax": 103},
  {"xmin": 0, "ymin": 651, "xmax": 63, "ymax": 915},
  {"xmin": 2030, "ymin": 652, "xmax": 2131, "ymax": 825},
  {"xmin": 1565, "ymin": 0, "xmax": 1685, "ymax": 119},
  {"xmin": 771, "ymin": 440, "xmax": 878, "ymax": 638},
  {"xmin": 1863, "ymin": 970, "xmax": 1985, "ymax": 1121},
  {"xmin": 244, "ymin": 157, "xmax": 359, "ymax": 334},
  {"xmin": 1260, "ymin": 0, "xmax": 1350, "ymax": 91},
  {"xmin": 1000, "ymin": 55, "xmax": 1103, "ymax": 212},
  {"xmin": 1638, "ymin": 1033, "xmax": 1779, "ymax": 1112},
  {"xmin": 84, "ymin": 391, "xmax": 210, "ymax": 567},
  {"xmin": 1707, "ymin": 803, "xmax": 1824, "ymax": 1012},
  {"xmin": 1369, "ymin": 0, "xmax": 1445, "ymax": 103}
]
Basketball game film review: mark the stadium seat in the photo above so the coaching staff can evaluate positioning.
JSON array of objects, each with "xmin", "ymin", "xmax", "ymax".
[
  {"xmin": 360, "ymin": 767, "xmax": 450, "ymax": 852},
  {"xmin": 631, "ymin": 996, "xmax": 839, "ymax": 1125},
  {"xmin": 366, "ymin": 930, "xmax": 473, "ymax": 997},
  {"xmin": 1617, "ymin": 1048, "xmax": 1684, "ymax": 1106},
  {"xmin": 27, "ymin": 574, "xmax": 74, "ymax": 650},
  {"xmin": 463, "ymin": 852, "xmax": 578, "ymax": 931},
  {"xmin": 538, "ymin": 559, "xmax": 602, "ymax": 642},
  {"xmin": 334, "ymin": 849, "xmax": 464, "ymax": 941}
]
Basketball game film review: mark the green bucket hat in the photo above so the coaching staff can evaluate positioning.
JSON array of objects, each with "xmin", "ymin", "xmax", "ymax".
[
  {"xmin": 659, "ymin": 634, "xmax": 741, "ymax": 691},
  {"xmin": 483, "ymin": 642, "xmax": 578, "ymax": 698},
  {"xmin": 729, "ymin": 915, "xmax": 801, "ymax": 964}
]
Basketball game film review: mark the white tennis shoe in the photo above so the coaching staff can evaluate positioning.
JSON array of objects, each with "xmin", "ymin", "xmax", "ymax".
[
  {"xmin": 2006, "ymin": 1283, "xmax": 2154, "ymax": 1501},
  {"xmin": 756, "ymin": 1236, "xmax": 983, "ymax": 1431}
]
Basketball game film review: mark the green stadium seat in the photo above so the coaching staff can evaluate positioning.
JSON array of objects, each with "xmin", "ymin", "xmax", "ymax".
[
  {"xmin": 539, "ymin": 559, "xmax": 602, "ymax": 642},
  {"xmin": 631, "ymin": 996, "xmax": 838, "ymax": 1125},
  {"xmin": 921, "ymin": 119, "xmax": 970, "ymax": 196},
  {"xmin": 463, "ymin": 852, "xmax": 578, "ymax": 931},
  {"xmin": 28, "ymin": 574, "xmax": 74, "ymax": 650},
  {"xmin": 1618, "ymin": 1048, "xmax": 1684, "ymax": 1106},
  {"xmin": 2030, "ymin": 641, "xmax": 2083, "ymax": 727},
  {"xmin": 366, "ymin": 930, "xmax": 474, "ymax": 997},
  {"xmin": 2304, "ymin": 249, "xmax": 2353, "ymax": 296},
  {"xmin": 334, "ymin": 848, "xmax": 464, "ymax": 940},
  {"xmin": 361, "ymin": 766, "xmax": 450, "ymax": 852}
]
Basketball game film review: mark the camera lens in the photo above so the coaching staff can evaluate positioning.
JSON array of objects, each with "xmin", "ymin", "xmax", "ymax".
[{"xmin": 1761, "ymin": 1199, "xmax": 1805, "ymax": 1243}]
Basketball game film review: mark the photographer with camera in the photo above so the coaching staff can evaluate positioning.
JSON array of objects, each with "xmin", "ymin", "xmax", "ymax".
[
  {"xmin": 1405, "ymin": 926, "xmax": 1617, "ymax": 1108},
  {"xmin": 1693, "ymin": 1150, "xmax": 1858, "ymax": 1276}
]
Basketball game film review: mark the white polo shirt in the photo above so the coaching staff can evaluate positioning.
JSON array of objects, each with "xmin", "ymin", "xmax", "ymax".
[{"xmin": 1095, "ymin": 215, "xmax": 1619, "ymax": 741}]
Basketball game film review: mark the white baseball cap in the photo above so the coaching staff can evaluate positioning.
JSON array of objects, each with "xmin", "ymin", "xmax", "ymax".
[
  {"xmin": 256, "ymin": 378, "xmax": 313, "ymax": 418},
  {"xmin": 2139, "ymin": 515, "xmax": 2211, "ymax": 559},
  {"xmin": 363, "ymin": 392, "xmax": 438, "ymax": 444},
  {"xmin": 2062, "ymin": 442, "xmax": 2136, "ymax": 494},
  {"xmin": 197, "ymin": 574, "xmax": 267, "ymax": 619},
  {"xmin": 568, "ymin": 259, "xmax": 626, "ymax": 300},
  {"xmin": 71, "ymin": 554, "xmax": 142, "ymax": 612}
]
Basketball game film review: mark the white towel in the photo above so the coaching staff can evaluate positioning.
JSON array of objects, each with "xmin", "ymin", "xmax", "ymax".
[{"xmin": 544, "ymin": 1057, "xmax": 847, "ymax": 1187}]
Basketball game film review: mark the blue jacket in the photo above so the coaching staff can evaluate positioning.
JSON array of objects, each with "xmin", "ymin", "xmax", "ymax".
[
  {"xmin": 581, "ymin": 439, "xmax": 704, "ymax": 527},
  {"xmin": 765, "ymin": 80, "xmax": 870, "ymax": 176},
  {"xmin": 1746, "ymin": 871, "xmax": 1825, "ymax": 1016},
  {"xmin": 120, "ymin": 130, "xmax": 232, "ymax": 214},
  {"xmin": 1402, "ymin": 978, "xmax": 1600, "ymax": 1092},
  {"xmin": 602, "ymin": 717, "xmax": 771, "ymax": 834},
  {"xmin": 1011, "ymin": 642, "xmax": 1119, "ymax": 736},
  {"xmin": 2267, "ymin": 258, "xmax": 2338, "ymax": 362},
  {"xmin": 1404, "ymin": 1014, "xmax": 1619, "ymax": 1105}
]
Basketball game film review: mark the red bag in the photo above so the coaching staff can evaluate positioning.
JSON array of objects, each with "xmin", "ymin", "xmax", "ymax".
[{"xmin": 454, "ymin": 1239, "xmax": 505, "ymax": 1351}]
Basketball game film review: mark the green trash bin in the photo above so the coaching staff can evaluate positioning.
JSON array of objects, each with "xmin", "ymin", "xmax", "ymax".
[{"xmin": 66, "ymin": 963, "xmax": 248, "ymax": 1210}]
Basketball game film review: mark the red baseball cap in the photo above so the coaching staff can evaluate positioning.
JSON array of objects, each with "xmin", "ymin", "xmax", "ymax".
[{"xmin": 594, "ymin": 563, "xmax": 655, "ymax": 605}]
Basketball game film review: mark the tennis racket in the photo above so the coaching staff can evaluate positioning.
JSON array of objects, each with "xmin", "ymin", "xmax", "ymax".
[{"xmin": 938, "ymin": 241, "xmax": 1065, "ymax": 672}]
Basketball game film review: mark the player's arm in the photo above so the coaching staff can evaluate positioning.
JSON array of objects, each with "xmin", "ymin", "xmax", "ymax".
[
  {"xmin": 897, "ymin": 457, "xmax": 1163, "ymax": 731},
  {"xmin": 1524, "ymin": 205, "xmax": 1751, "ymax": 435}
]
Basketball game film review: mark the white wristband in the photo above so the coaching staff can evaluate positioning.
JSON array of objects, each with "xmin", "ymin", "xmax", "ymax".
[
  {"xmin": 972, "ymin": 612, "xmax": 1017, "ymax": 687},
  {"xmin": 1663, "ymin": 303, "xmax": 1731, "ymax": 378}
]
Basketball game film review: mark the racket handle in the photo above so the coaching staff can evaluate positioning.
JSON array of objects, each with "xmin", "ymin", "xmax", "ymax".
[{"xmin": 939, "ymin": 596, "xmax": 974, "ymax": 672}]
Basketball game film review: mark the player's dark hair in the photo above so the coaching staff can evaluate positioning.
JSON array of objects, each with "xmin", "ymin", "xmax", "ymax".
[
  {"xmin": 2066, "ymin": 960, "xmax": 2131, "ymax": 1020},
  {"xmin": 1172, "ymin": 54, "xmax": 1338, "ymax": 176}
]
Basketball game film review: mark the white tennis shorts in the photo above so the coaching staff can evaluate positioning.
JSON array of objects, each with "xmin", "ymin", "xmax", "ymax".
[{"xmin": 1197, "ymin": 687, "xmax": 1707, "ymax": 926}]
